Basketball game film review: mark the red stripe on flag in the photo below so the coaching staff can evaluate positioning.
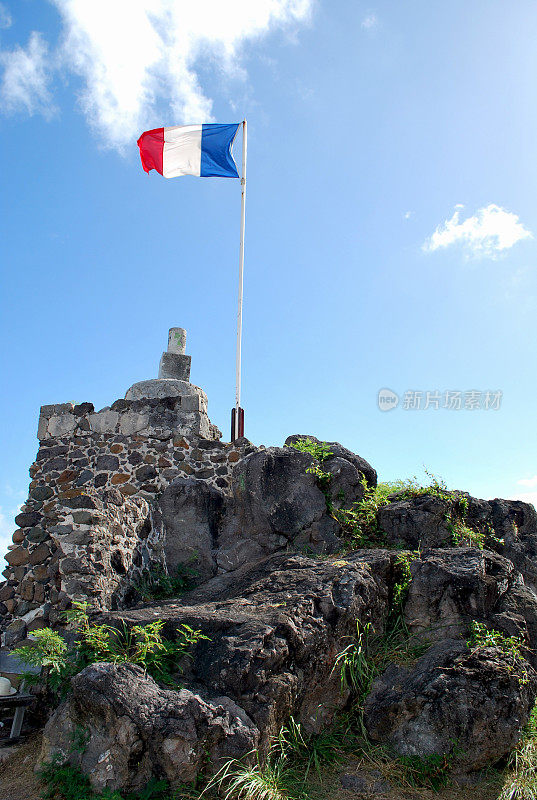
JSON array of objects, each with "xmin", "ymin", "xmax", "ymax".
[{"xmin": 137, "ymin": 128, "xmax": 164, "ymax": 175}]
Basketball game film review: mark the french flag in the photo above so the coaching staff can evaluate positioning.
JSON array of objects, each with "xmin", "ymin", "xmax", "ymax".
[{"xmin": 137, "ymin": 123, "xmax": 240, "ymax": 179}]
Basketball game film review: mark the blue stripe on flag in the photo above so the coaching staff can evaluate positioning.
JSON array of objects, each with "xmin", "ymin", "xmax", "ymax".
[{"xmin": 200, "ymin": 123, "xmax": 240, "ymax": 178}]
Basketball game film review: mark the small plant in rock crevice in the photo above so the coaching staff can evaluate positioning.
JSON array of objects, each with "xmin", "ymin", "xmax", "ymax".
[
  {"xmin": 467, "ymin": 620, "xmax": 531, "ymax": 686},
  {"xmin": 390, "ymin": 551, "xmax": 420, "ymax": 619},
  {"xmin": 134, "ymin": 561, "xmax": 199, "ymax": 602}
]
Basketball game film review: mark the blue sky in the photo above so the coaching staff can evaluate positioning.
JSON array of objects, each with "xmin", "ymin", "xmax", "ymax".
[{"xmin": 2, "ymin": 0, "xmax": 537, "ymax": 558}]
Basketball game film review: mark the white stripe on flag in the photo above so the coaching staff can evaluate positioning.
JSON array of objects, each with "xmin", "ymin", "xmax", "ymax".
[{"xmin": 163, "ymin": 125, "xmax": 202, "ymax": 178}]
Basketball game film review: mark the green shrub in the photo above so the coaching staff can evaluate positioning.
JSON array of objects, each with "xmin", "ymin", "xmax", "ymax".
[
  {"xmin": 391, "ymin": 551, "xmax": 420, "ymax": 615},
  {"xmin": 288, "ymin": 438, "xmax": 332, "ymax": 462},
  {"xmin": 13, "ymin": 601, "xmax": 208, "ymax": 692},
  {"xmin": 277, "ymin": 717, "xmax": 347, "ymax": 782},
  {"xmin": 331, "ymin": 477, "xmax": 403, "ymax": 546}
]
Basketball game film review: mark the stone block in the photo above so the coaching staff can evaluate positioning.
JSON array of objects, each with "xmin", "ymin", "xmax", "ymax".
[
  {"xmin": 2, "ymin": 619, "xmax": 27, "ymax": 647},
  {"xmin": 181, "ymin": 395, "xmax": 202, "ymax": 412},
  {"xmin": 0, "ymin": 584, "xmax": 14, "ymax": 601},
  {"xmin": 5, "ymin": 547, "xmax": 30, "ymax": 567},
  {"xmin": 89, "ymin": 411, "xmax": 120, "ymax": 434},
  {"xmin": 111, "ymin": 474, "xmax": 130, "ymax": 485},
  {"xmin": 119, "ymin": 412, "xmax": 150, "ymax": 436},
  {"xmin": 29, "ymin": 542, "xmax": 51, "ymax": 566},
  {"xmin": 135, "ymin": 465, "xmax": 157, "ymax": 482},
  {"xmin": 167, "ymin": 327, "xmax": 186, "ymax": 354},
  {"xmin": 27, "ymin": 527, "xmax": 48, "ymax": 543},
  {"xmin": 15, "ymin": 510, "xmax": 42, "ymax": 528},
  {"xmin": 63, "ymin": 495, "xmax": 98, "ymax": 509},
  {"xmin": 37, "ymin": 414, "xmax": 49, "ymax": 440},
  {"xmin": 20, "ymin": 578, "xmax": 35, "ymax": 601},
  {"xmin": 72, "ymin": 510, "xmax": 97, "ymax": 524},
  {"xmin": 158, "ymin": 352, "xmax": 191, "ymax": 381},
  {"xmin": 48, "ymin": 414, "xmax": 77, "ymax": 438},
  {"xmin": 30, "ymin": 485, "xmax": 54, "ymax": 501},
  {"xmin": 96, "ymin": 454, "xmax": 119, "ymax": 471},
  {"xmin": 41, "ymin": 403, "xmax": 74, "ymax": 417},
  {"xmin": 73, "ymin": 402, "xmax": 94, "ymax": 416},
  {"xmin": 119, "ymin": 484, "xmax": 137, "ymax": 496}
]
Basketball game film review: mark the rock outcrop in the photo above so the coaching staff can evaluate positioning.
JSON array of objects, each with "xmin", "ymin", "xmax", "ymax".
[
  {"xmin": 363, "ymin": 639, "xmax": 537, "ymax": 772},
  {"xmin": 42, "ymin": 551, "xmax": 389, "ymax": 791},
  {"xmin": 2, "ymin": 354, "xmax": 536, "ymax": 794}
]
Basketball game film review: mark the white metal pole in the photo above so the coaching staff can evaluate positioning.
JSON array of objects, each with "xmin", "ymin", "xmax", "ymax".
[{"xmin": 234, "ymin": 119, "xmax": 247, "ymax": 440}]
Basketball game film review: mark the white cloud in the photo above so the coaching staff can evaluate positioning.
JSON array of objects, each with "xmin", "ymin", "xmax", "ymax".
[
  {"xmin": 518, "ymin": 476, "xmax": 537, "ymax": 489},
  {"xmin": 0, "ymin": 31, "xmax": 55, "ymax": 117},
  {"xmin": 423, "ymin": 204, "xmax": 533, "ymax": 259},
  {"xmin": 0, "ymin": 3, "xmax": 12, "ymax": 29},
  {"xmin": 30, "ymin": 0, "xmax": 311, "ymax": 152},
  {"xmin": 361, "ymin": 13, "xmax": 378, "ymax": 30},
  {"xmin": 403, "ymin": 210, "xmax": 412, "ymax": 220}
]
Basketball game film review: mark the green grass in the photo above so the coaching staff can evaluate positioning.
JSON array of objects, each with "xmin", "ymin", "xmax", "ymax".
[
  {"xmin": 39, "ymin": 757, "xmax": 200, "ymax": 800},
  {"xmin": 203, "ymin": 750, "xmax": 300, "ymax": 800},
  {"xmin": 467, "ymin": 620, "xmax": 531, "ymax": 686},
  {"xmin": 499, "ymin": 703, "xmax": 537, "ymax": 800}
]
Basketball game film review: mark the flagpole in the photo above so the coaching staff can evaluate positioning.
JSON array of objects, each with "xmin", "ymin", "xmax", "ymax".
[{"xmin": 233, "ymin": 119, "xmax": 247, "ymax": 441}]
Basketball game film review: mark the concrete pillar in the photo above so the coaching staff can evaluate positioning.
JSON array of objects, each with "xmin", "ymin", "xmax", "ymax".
[{"xmin": 167, "ymin": 328, "xmax": 186, "ymax": 355}]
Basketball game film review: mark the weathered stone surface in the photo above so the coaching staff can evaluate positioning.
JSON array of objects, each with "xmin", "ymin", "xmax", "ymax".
[
  {"xmin": 27, "ymin": 527, "xmax": 48, "ymax": 543},
  {"xmin": 217, "ymin": 447, "xmax": 342, "ymax": 572},
  {"xmin": 48, "ymin": 414, "xmax": 77, "ymax": 438},
  {"xmin": 71, "ymin": 510, "xmax": 96, "ymax": 524},
  {"xmin": 125, "ymin": 379, "xmax": 203, "ymax": 402},
  {"xmin": 42, "ymin": 663, "xmax": 259, "ymax": 793},
  {"xmin": 29, "ymin": 542, "xmax": 51, "ymax": 566},
  {"xmin": 5, "ymin": 546, "xmax": 30, "ymax": 566},
  {"xmin": 402, "ymin": 548, "xmax": 533, "ymax": 646},
  {"xmin": 153, "ymin": 478, "xmax": 225, "ymax": 582},
  {"xmin": 29, "ymin": 485, "xmax": 54, "ymax": 501},
  {"xmin": 135, "ymin": 464, "xmax": 157, "ymax": 482},
  {"xmin": 158, "ymin": 352, "xmax": 191, "ymax": 381},
  {"xmin": 96, "ymin": 454, "xmax": 119, "ymax": 471},
  {"xmin": 363, "ymin": 639, "xmax": 537, "ymax": 772},
  {"xmin": 2, "ymin": 618, "xmax": 27, "ymax": 647},
  {"xmin": 88, "ymin": 411, "xmax": 120, "ymax": 434},
  {"xmin": 109, "ymin": 553, "xmax": 389, "ymax": 747},
  {"xmin": 379, "ymin": 494, "xmax": 454, "ymax": 549},
  {"xmin": 378, "ymin": 492, "xmax": 537, "ymax": 593},
  {"xmin": 15, "ymin": 510, "xmax": 42, "ymax": 528}
]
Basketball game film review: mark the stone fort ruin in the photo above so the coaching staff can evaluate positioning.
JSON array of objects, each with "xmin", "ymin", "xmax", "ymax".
[{"xmin": 0, "ymin": 328, "xmax": 260, "ymax": 643}]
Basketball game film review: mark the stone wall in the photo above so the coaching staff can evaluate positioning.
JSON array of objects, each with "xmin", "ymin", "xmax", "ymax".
[{"xmin": 1, "ymin": 401, "xmax": 260, "ymax": 645}]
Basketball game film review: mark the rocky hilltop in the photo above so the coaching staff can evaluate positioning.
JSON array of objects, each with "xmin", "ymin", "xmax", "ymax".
[{"xmin": 1, "ymin": 330, "xmax": 537, "ymax": 798}]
